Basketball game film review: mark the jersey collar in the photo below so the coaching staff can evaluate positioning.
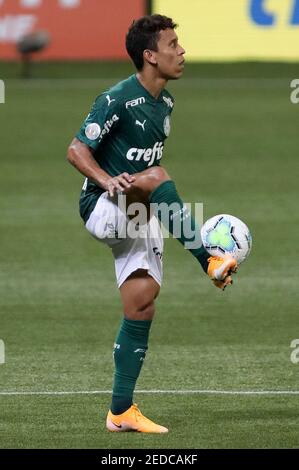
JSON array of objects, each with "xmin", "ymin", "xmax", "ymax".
[{"xmin": 133, "ymin": 74, "xmax": 164, "ymax": 104}]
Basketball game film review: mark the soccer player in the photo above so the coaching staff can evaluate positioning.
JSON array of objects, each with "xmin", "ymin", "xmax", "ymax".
[{"xmin": 67, "ymin": 15, "xmax": 237, "ymax": 433}]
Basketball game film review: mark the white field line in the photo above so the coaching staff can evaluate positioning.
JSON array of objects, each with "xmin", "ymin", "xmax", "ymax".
[{"xmin": 0, "ymin": 389, "xmax": 299, "ymax": 396}]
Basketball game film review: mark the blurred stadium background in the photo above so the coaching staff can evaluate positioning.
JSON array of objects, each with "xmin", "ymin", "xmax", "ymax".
[{"xmin": 1, "ymin": 0, "xmax": 299, "ymax": 449}]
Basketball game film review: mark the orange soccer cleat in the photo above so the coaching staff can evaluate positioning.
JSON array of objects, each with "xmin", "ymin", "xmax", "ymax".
[
  {"xmin": 106, "ymin": 403, "xmax": 168, "ymax": 433},
  {"xmin": 207, "ymin": 255, "xmax": 238, "ymax": 290}
]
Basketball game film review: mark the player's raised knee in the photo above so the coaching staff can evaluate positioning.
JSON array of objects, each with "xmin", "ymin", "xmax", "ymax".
[
  {"xmin": 145, "ymin": 166, "xmax": 170, "ymax": 185},
  {"xmin": 133, "ymin": 166, "xmax": 171, "ymax": 195}
]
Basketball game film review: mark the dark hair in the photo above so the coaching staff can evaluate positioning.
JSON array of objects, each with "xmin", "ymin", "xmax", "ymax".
[{"xmin": 126, "ymin": 14, "xmax": 177, "ymax": 70}]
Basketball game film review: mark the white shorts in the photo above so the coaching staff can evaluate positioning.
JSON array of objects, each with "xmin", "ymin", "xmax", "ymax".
[{"xmin": 85, "ymin": 192, "xmax": 163, "ymax": 288}]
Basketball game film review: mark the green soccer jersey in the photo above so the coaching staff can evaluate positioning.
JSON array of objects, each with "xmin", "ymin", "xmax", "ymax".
[{"xmin": 76, "ymin": 74, "xmax": 175, "ymax": 223}]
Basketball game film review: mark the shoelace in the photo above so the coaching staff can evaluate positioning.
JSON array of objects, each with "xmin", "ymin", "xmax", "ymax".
[{"xmin": 132, "ymin": 404, "xmax": 142, "ymax": 422}]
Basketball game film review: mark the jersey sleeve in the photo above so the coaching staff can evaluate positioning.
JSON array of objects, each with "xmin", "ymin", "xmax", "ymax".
[{"xmin": 76, "ymin": 93, "xmax": 121, "ymax": 151}]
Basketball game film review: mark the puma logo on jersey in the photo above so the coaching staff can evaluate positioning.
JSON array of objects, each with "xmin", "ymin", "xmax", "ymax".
[
  {"xmin": 135, "ymin": 119, "xmax": 146, "ymax": 131},
  {"xmin": 126, "ymin": 141, "xmax": 164, "ymax": 166},
  {"xmin": 106, "ymin": 95, "xmax": 116, "ymax": 106}
]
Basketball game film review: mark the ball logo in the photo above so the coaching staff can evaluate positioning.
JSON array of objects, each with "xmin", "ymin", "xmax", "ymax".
[
  {"xmin": 163, "ymin": 115, "xmax": 171, "ymax": 137},
  {"xmin": 205, "ymin": 219, "xmax": 237, "ymax": 252},
  {"xmin": 85, "ymin": 123, "xmax": 101, "ymax": 140}
]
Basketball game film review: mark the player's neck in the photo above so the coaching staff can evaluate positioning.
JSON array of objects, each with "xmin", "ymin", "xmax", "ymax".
[{"xmin": 136, "ymin": 72, "xmax": 167, "ymax": 99}]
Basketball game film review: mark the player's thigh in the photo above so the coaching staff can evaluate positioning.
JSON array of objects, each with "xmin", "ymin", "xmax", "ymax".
[{"xmin": 119, "ymin": 269, "xmax": 160, "ymax": 321}]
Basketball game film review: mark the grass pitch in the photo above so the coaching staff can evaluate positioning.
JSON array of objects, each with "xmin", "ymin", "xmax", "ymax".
[{"xmin": 0, "ymin": 62, "xmax": 299, "ymax": 448}]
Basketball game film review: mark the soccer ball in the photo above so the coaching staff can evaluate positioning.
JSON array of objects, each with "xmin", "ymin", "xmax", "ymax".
[{"xmin": 200, "ymin": 214, "xmax": 252, "ymax": 264}]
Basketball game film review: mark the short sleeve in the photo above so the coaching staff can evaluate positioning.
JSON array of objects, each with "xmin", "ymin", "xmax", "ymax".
[{"xmin": 76, "ymin": 93, "xmax": 121, "ymax": 151}]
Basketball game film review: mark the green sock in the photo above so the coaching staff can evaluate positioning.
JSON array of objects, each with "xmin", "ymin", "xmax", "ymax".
[
  {"xmin": 111, "ymin": 318, "xmax": 152, "ymax": 415},
  {"xmin": 149, "ymin": 180, "xmax": 210, "ymax": 272}
]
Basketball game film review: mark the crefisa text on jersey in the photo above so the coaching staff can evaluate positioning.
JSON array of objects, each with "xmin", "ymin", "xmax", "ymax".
[
  {"xmin": 126, "ymin": 141, "xmax": 164, "ymax": 166},
  {"xmin": 100, "ymin": 453, "xmax": 198, "ymax": 466}
]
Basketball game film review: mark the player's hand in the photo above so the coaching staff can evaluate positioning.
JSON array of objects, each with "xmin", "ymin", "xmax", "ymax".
[
  {"xmin": 207, "ymin": 255, "xmax": 238, "ymax": 291},
  {"xmin": 105, "ymin": 173, "xmax": 136, "ymax": 197}
]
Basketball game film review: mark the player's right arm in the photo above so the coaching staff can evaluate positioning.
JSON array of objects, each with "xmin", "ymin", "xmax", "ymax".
[
  {"xmin": 67, "ymin": 138, "xmax": 135, "ymax": 196},
  {"xmin": 67, "ymin": 92, "xmax": 135, "ymax": 195}
]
